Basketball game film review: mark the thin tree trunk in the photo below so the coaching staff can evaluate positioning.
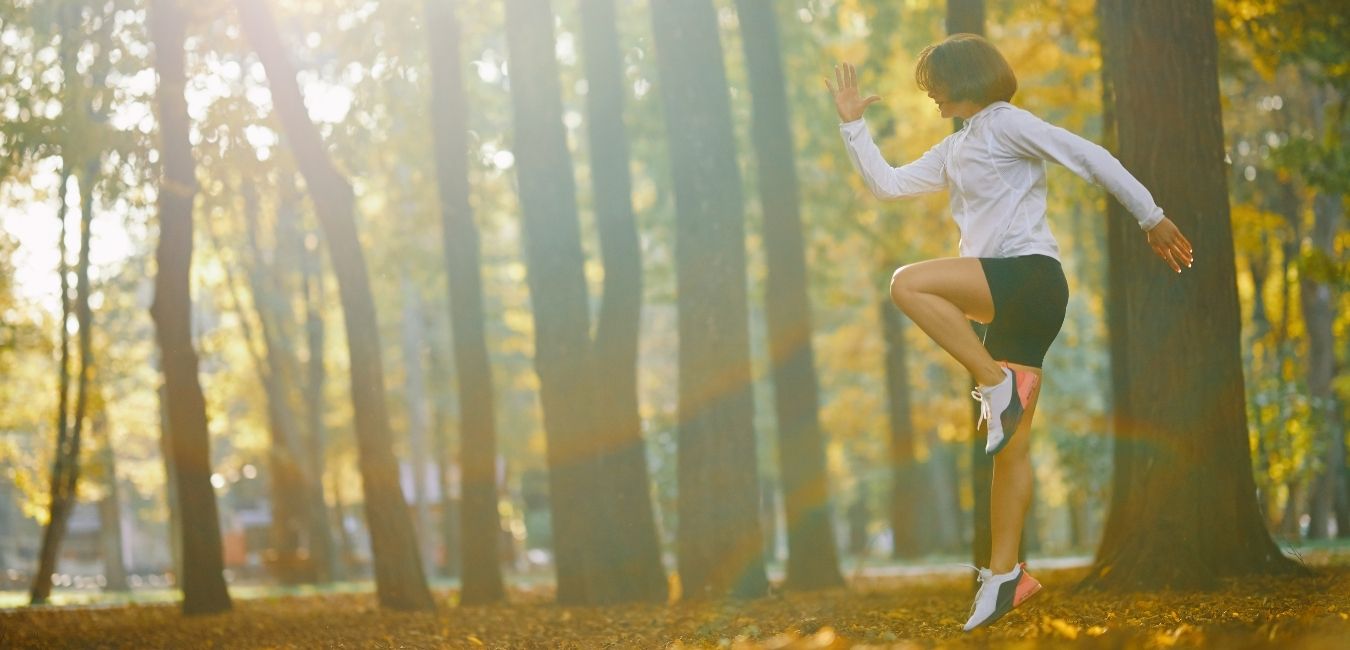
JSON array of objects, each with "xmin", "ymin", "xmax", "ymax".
[
  {"xmin": 1303, "ymin": 188, "xmax": 1343, "ymax": 539},
  {"xmin": 422, "ymin": 0, "xmax": 504, "ymax": 604},
  {"xmin": 94, "ymin": 399, "xmax": 129, "ymax": 592},
  {"xmin": 399, "ymin": 277, "xmax": 435, "ymax": 573},
  {"xmin": 148, "ymin": 0, "xmax": 232, "ymax": 615},
  {"xmin": 236, "ymin": 0, "xmax": 432, "ymax": 610},
  {"xmin": 157, "ymin": 382, "xmax": 184, "ymax": 580},
  {"xmin": 881, "ymin": 298, "xmax": 922, "ymax": 559},
  {"xmin": 1086, "ymin": 0, "xmax": 1301, "ymax": 589},
  {"xmin": 734, "ymin": 0, "xmax": 843, "ymax": 590},
  {"xmin": 577, "ymin": 0, "xmax": 667, "ymax": 603},
  {"xmin": 29, "ymin": 169, "xmax": 72, "ymax": 605},
  {"xmin": 650, "ymin": 0, "xmax": 768, "ymax": 600},
  {"xmin": 300, "ymin": 216, "xmax": 336, "ymax": 582}
]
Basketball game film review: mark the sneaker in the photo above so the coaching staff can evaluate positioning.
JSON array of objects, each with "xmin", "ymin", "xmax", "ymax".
[
  {"xmin": 971, "ymin": 363, "xmax": 1039, "ymax": 455},
  {"xmin": 962, "ymin": 563, "xmax": 1042, "ymax": 631}
]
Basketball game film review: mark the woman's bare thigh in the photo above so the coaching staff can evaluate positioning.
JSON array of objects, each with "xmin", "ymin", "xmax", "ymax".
[{"xmin": 891, "ymin": 257, "xmax": 996, "ymax": 324}]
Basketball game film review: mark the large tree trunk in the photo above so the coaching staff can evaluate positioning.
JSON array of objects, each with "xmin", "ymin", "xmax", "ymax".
[
  {"xmin": 422, "ymin": 0, "xmax": 505, "ymax": 605},
  {"xmin": 503, "ymin": 0, "xmax": 617, "ymax": 604},
  {"xmin": 235, "ymin": 0, "xmax": 433, "ymax": 610},
  {"xmin": 148, "ymin": 0, "xmax": 232, "ymax": 615},
  {"xmin": 650, "ymin": 0, "xmax": 768, "ymax": 600},
  {"xmin": 1085, "ymin": 0, "xmax": 1301, "ymax": 589},
  {"xmin": 577, "ymin": 0, "xmax": 668, "ymax": 603},
  {"xmin": 734, "ymin": 0, "xmax": 842, "ymax": 590}
]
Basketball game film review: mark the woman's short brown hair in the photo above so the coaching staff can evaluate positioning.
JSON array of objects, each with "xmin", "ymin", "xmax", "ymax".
[{"xmin": 915, "ymin": 33, "xmax": 1017, "ymax": 105}]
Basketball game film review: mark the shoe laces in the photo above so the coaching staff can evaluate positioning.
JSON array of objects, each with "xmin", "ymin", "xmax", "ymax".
[{"xmin": 971, "ymin": 388, "xmax": 992, "ymax": 430}]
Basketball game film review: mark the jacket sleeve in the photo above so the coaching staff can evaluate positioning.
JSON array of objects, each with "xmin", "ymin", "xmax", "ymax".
[
  {"xmin": 839, "ymin": 118, "xmax": 950, "ymax": 200},
  {"xmin": 993, "ymin": 110, "xmax": 1165, "ymax": 230}
]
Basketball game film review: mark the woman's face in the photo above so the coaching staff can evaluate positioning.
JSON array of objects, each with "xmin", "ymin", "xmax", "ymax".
[{"xmin": 927, "ymin": 88, "xmax": 979, "ymax": 120}]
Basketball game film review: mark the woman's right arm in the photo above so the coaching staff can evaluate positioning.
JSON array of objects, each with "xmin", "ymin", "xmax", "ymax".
[
  {"xmin": 827, "ymin": 62, "xmax": 949, "ymax": 200},
  {"xmin": 840, "ymin": 119, "xmax": 950, "ymax": 200}
]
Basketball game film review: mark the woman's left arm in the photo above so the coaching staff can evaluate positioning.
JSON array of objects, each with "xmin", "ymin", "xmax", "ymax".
[{"xmin": 995, "ymin": 110, "xmax": 1192, "ymax": 271}]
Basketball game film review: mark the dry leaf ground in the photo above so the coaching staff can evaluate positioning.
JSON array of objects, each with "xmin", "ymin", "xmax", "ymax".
[{"xmin": 2, "ymin": 559, "xmax": 1347, "ymax": 648}]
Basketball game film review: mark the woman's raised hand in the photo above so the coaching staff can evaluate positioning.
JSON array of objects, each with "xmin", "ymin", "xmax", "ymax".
[
  {"xmin": 1146, "ymin": 216, "xmax": 1194, "ymax": 274},
  {"xmin": 825, "ymin": 62, "xmax": 881, "ymax": 123}
]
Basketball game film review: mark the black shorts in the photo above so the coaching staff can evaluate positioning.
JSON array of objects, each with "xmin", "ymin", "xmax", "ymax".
[{"xmin": 970, "ymin": 254, "xmax": 1068, "ymax": 369}]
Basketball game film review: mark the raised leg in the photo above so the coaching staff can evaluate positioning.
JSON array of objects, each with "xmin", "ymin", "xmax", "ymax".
[{"xmin": 889, "ymin": 257, "xmax": 1005, "ymax": 387}]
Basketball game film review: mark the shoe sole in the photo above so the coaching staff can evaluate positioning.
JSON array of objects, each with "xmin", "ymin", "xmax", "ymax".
[{"xmin": 987, "ymin": 366, "xmax": 1038, "ymax": 456}]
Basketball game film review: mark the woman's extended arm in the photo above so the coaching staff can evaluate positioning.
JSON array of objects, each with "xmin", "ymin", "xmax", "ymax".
[
  {"xmin": 994, "ymin": 109, "xmax": 1193, "ymax": 272},
  {"xmin": 827, "ymin": 62, "xmax": 949, "ymax": 200}
]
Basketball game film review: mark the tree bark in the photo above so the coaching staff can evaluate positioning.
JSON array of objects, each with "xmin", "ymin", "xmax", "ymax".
[
  {"xmin": 881, "ymin": 299, "xmax": 922, "ymax": 559},
  {"xmin": 148, "ymin": 0, "xmax": 232, "ymax": 615},
  {"xmin": 235, "ymin": 0, "xmax": 433, "ymax": 610},
  {"xmin": 399, "ymin": 277, "xmax": 435, "ymax": 572},
  {"xmin": 422, "ymin": 0, "xmax": 505, "ymax": 604},
  {"xmin": 299, "ymin": 216, "xmax": 337, "ymax": 582},
  {"xmin": 94, "ymin": 399, "xmax": 129, "ymax": 592},
  {"xmin": 733, "ymin": 0, "xmax": 843, "ymax": 590},
  {"xmin": 503, "ymin": 0, "xmax": 617, "ymax": 604},
  {"xmin": 1086, "ymin": 0, "xmax": 1302, "ymax": 589},
  {"xmin": 577, "ymin": 0, "xmax": 668, "ymax": 603},
  {"xmin": 1303, "ymin": 188, "xmax": 1343, "ymax": 539},
  {"xmin": 29, "ymin": 169, "xmax": 72, "ymax": 606},
  {"xmin": 650, "ymin": 0, "xmax": 768, "ymax": 600}
]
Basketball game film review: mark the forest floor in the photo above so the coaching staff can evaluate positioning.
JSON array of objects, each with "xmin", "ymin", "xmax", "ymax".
[{"xmin": 2, "ymin": 548, "xmax": 1348, "ymax": 649}]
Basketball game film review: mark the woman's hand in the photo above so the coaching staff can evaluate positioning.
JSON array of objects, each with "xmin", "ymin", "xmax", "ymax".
[
  {"xmin": 825, "ymin": 62, "xmax": 880, "ymax": 123},
  {"xmin": 1146, "ymin": 216, "xmax": 1194, "ymax": 273}
]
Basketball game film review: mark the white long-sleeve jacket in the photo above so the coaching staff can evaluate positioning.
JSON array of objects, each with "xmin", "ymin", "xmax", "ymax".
[{"xmin": 839, "ymin": 101, "xmax": 1165, "ymax": 260}]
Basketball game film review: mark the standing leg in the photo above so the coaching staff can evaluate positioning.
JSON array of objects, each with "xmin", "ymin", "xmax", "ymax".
[
  {"xmin": 889, "ymin": 258, "xmax": 1005, "ymax": 388},
  {"xmin": 988, "ymin": 362, "xmax": 1042, "ymax": 574}
]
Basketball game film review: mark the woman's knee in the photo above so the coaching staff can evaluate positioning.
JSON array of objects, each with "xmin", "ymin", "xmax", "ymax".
[{"xmin": 889, "ymin": 264, "xmax": 920, "ymax": 308}]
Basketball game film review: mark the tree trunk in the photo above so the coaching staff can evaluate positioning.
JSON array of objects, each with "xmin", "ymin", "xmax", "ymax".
[
  {"xmin": 503, "ymin": 0, "xmax": 617, "ymax": 604},
  {"xmin": 422, "ymin": 0, "xmax": 505, "ymax": 605},
  {"xmin": 29, "ymin": 169, "xmax": 72, "ymax": 605},
  {"xmin": 300, "ymin": 217, "xmax": 337, "ymax": 582},
  {"xmin": 881, "ymin": 299, "xmax": 922, "ymax": 559},
  {"xmin": 1303, "ymin": 189, "xmax": 1343, "ymax": 539},
  {"xmin": 650, "ymin": 0, "xmax": 768, "ymax": 600},
  {"xmin": 224, "ymin": 186, "xmax": 312, "ymax": 585},
  {"xmin": 236, "ymin": 0, "xmax": 432, "ymax": 610},
  {"xmin": 733, "ymin": 0, "xmax": 842, "ymax": 590},
  {"xmin": 148, "ymin": 0, "xmax": 232, "ymax": 615},
  {"xmin": 427, "ymin": 332, "xmax": 460, "ymax": 579},
  {"xmin": 577, "ymin": 0, "xmax": 668, "ymax": 603},
  {"xmin": 94, "ymin": 401, "xmax": 129, "ymax": 592},
  {"xmin": 1086, "ymin": 0, "xmax": 1302, "ymax": 589},
  {"xmin": 157, "ymin": 382, "xmax": 184, "ymax": 580},
  {"xmin": 399, "ymin": 277, "xmax": 435, "ymax": 572}
]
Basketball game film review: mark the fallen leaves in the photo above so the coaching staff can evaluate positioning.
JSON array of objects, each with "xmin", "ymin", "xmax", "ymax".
[{"xmin": 1, "ymin": 564, "xmax": 1347, "ymax": 648}]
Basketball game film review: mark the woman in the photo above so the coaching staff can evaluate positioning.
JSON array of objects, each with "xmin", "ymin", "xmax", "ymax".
[{"xmin": 825, "ymin": 34, "xmax": 1193, "ymax": 631}]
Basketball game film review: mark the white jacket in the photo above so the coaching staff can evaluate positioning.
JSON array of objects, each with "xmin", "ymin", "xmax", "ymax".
[{"xmin": 839, "ymin": 101, "xmax": 1165, "ymax": 260}]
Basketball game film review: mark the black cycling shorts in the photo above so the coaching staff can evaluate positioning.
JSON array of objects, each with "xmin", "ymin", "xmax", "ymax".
[{"xmin": 969, "ymin": 254, "xmax": 1068, "ymax": 369}]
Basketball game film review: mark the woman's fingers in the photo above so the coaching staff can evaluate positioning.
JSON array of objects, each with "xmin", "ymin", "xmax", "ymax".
[
  {"xmin": 824, "ymin": 77, "xmax": 835, "ymax": 95},
  {"xmin": 834, "ymin": 64, "xmax": 845, "ymax": 93}
]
